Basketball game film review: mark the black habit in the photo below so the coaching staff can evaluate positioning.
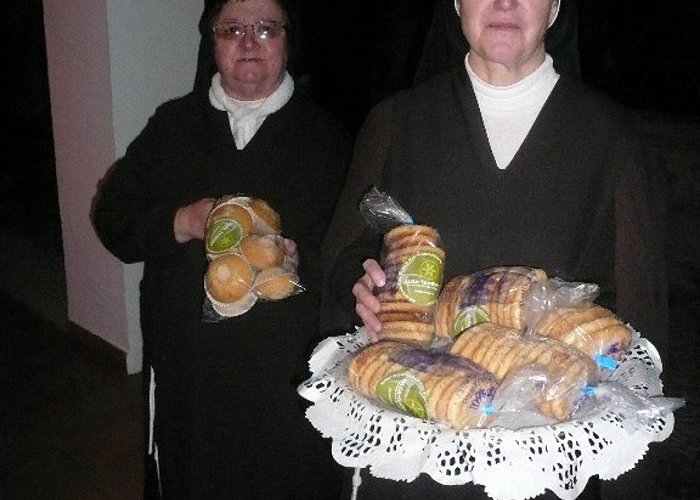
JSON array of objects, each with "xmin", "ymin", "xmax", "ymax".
[
  {"xmin": 93, "ymin": 88, "xmax": 352, "ymax": 499},
  {"xmin": 326, "ymin": 64, "xmax": 668, "ymax": 499}
]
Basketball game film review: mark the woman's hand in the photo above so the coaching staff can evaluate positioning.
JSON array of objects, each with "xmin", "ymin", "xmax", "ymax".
[
  {"xmin": 173, "ymin": 198, "xmax": 216, "ymax": 243},
  {"xmin": 280, "ymin": 237, "xmax": 299, "ymax": 267},
  {"xmin": 352, "ymin": 259, "xmax": 386, "ymax": 342}
]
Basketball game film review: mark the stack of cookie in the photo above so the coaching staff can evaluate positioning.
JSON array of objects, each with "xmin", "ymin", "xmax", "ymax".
[
  {"xmin": 448, "ymin": 322, "xmax": 596, "ymax": 421},
  {"xmin": 203, "ymin": 196, "xmax": 299, "ymax": 318},
  {"xmin": 434, "ymin": 266, "xmax": 548, "ymax": 339},
  {"xmin": 375, "ymin": 224, "xmax": 445, "ymax": 346},
  {"xmin": 348, "ymin": 340, "xmax": 498, "ymax": 430},
  {"xmin": 533, "ymin": 305, "xmax": 632, "ymax": 361}
]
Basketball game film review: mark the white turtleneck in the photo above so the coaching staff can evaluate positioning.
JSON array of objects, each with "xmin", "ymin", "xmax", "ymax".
[
  {"xmin": 466, "ymin": 54, "xmax": 559, "ymax": 169},
  {"xmin": 209, "ymin": 72, "xmax": 294, "ymax": 150}
]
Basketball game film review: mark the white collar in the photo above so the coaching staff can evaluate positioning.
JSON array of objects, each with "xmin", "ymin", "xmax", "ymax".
[{"xmin": 209, "ymin": 72, "xmax": 294, "ymax": 149}]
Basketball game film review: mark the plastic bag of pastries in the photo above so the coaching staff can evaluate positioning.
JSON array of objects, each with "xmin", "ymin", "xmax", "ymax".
[
  {"xmin": 202, "ymin": 195, "xmax": 301, "ymax": 320},
  {"xmin": 448, "ymin": 322, "xmax": 597, "ymax": 421},
  {"xmin": 434, "ymin": 266, "xmax": 548, "ymax": 339},
  {"xmin": 521, "ymin": 277, "xmax": 633, "ymax": 368},
  {"xmin": 347, "ymin": 340, "xmax": 498, "ymax": 429},
  {"xmin": 358, "ymin": 188, "xmax": 445, "ymax": 347}
]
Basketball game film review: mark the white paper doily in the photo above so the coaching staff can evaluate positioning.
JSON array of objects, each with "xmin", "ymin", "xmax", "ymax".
[{"xmin": 298, "ymin": 328, "xmax": 679, "ymax": 500}]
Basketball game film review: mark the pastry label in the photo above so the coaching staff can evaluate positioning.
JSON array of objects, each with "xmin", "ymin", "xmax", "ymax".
[
  {"xmin": 375, "ymin": 370, "xmax": 428, "ymax": 419},
  {"xmin": 205, "ymin": 219, "xmax": 244, "ymax": 254},
  {"xmin": 452, "ymin": 306, "xmax": 489, "ymax": 337},
  {"xmin": 397, "ymin": 252, "xmax": 444, "ymax": 306}
]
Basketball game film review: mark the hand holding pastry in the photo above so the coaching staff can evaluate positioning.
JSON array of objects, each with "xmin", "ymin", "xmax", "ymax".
[
  {"xmin": 280, "ymin": 237, "xmax": 299, "ymax": 267},
  {"xmin": 352, "ymin": 259, "xmax": 386, "ymax": 341},
  {"xmin": 174, "ymin": 198, "xmax": 216, "ymax": 243}
]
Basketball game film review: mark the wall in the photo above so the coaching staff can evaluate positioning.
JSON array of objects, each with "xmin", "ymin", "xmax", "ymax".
[{"xmin": 43, "ymin": 0, "xmax": 202, "ymax": 372}]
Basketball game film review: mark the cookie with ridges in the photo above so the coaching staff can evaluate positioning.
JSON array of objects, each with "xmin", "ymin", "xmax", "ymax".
[
  {"xmin": 449, "ymin": 328, "xmax": 486, "ymax": 361},
  {"xmin": 379, "ymin": 300, "xmax": 432, "ymax": 314},
  {"xmin": 434, "ymin": 276, "xmax": 465, "ymax": 337},
  {"xmin": 383, "ymin": 224, "xmax": 439, "ymax": 249},
  {"xmin": 377, "ymin": 311, "xmax": 430, "ymax": 323},
  {"xmin": 432, "ymin": 372, "xmax": 465, "ymax": 424},
  {"xmin": 445, "ymin": 379, "xmax": 476, "ymax": 428},
  {"xmin": 380, "ymin": 320, "xmax": 435, "ymax": 346},
  {"xmin": 383, "ymin": 245, "xmax": 445, "ymax": 268},
  {"xmin": 479, "ymin": 333, "xmax": 511, "ymax": 370}
]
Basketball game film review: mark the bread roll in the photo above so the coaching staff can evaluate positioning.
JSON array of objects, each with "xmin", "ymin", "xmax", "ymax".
[
  {"xmin": 239, "ymin": 234, "xmax": 284, "ymax": 271},
  {"xmin": 248, "ymin": 197, "xmax": 282, "ymax": 234},
  {"xmin": 348, "ymin": 341, "xmax": 498, "ymax": 429},
  {"xmin": 204, "ymin": 253, "xmax": 255, "ymax": 303},
  {"xmin": 253, "ymin": 266, "xmax": 298, "ymax": 300},
  {"xmin": 205, "ymin": 202, "xmax": 254, "ymax": 257}
]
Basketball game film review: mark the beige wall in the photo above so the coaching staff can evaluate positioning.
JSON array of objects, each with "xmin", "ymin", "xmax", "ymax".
[{"xmin": 43, "ymin": 0, "xmax": 202, "ymax": 372}]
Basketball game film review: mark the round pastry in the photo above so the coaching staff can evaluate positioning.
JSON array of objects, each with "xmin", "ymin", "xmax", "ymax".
[
  {"xmin": 434, "ymin": 267, "xmax": 547, "ymax": 337},
  {"xmin": 248, "ymin": 197, "xmax": 282, "ymax": 234},
  {"xmin": 449, "ymin": 322, "xmax": 596, "ymax": 421},
  {"xmin": 253, "ymin": 266, "xmax": 298, "ymax": 300},
  {"xmin": 204, "ymin": 253, "xmax": 255, "ymax": 303},
  {"xmin": 208, "ymin": 202, "xmax": 253, "ymax": 232},
  {"xmin": 239, "ymin": 235, "xmax": 284, "ymax": 271},
  {"xmin": 383, "ymin": 224, "xmax": 440, "ymax": 249},
  {"xmin": 347, "ymin": 341, "xmax": 498, "ymax": 429},
  {"xmin": 205, "ymin": 202, "xmax": 254, "ymax": 256},
  {"xmin": 379, "ymin": 320, "xmax": 435, "ymax": 347},
  {"xmin": 534, "ymin": 305, "xmax": 632, "ymax": 360}
]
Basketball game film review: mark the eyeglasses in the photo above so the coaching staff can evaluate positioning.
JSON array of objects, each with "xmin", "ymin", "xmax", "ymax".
[{"xmin": 212, "ymin": 20, "xmax": 287, "ymax": 41}]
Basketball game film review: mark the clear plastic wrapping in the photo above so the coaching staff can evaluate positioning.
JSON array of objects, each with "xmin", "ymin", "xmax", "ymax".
[
  {"xmin": 521, "ymin": 277, "xmax": 634, "ymax": 369},
  {"xmin": 447, "ymin": 322, "xmax": 598, "ymax": 421},
  {"xmin": 202, "ymin": 195, "xmax": 303, "ymax": 321},
  {"xmin": 434, "ymin": 266, "xmax": 548, "ymax": 338},
  {"xmin": 360, "ymin": 188, "xmax": 445, "ymax": 346},
  {"xmin": 347, "ymin": 340, "xmax": 498, "ymax": 429},
  {"xmin": 298, "ymin": 328, "xmax": 684, "ymax": 498}
]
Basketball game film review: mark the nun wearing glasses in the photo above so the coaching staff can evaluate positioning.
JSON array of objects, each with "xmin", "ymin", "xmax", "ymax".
[
  {"xmin": 328, "ymin": 0, "xmax": 668, "ymax": 498},
  {"xmin": 93, "ymin": 1, "xmax": 351, "ymax": 498}
]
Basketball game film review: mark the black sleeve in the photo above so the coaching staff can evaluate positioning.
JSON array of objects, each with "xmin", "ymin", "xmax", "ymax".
[
  {"xmin": 615, "ymin": 159, "xmax": 669, "ymax": 360},
  {"xmin": 91, "ymin": 108, "xmax": 184, "ymax": 264}
]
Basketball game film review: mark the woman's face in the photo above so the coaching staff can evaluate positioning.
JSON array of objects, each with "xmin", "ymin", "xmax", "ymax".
[
  {"xmin": 458, "ymin": 0, "xmax": 556, "ymax": 84},
  {"xmin": 214, "ymin": 0, "xmax": 288, "ymax": 100}
]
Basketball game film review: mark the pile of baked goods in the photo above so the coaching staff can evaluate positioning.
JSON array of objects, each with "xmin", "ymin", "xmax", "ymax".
[
  {"xmin": 348, "ymin": 340, "xmax": 498, "ymax": 429},
  {"xmin": 203, "ymin": 195, "xmax": 300, "ymax": 317},
  {"xmin": 347, "ymin": 256, "xmax": 634, "ymax": 429},
  {"xmin": 375, "ymin": 224, "xmax": 445, "ymax": 346}
]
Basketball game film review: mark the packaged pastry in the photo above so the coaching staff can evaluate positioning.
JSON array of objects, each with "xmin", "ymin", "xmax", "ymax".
[
  {"xmin": 533, "ymin": 304, "xmax": 632, "ymax": 362},
  {"xmin": 204, "ymin": 253, "xmax": 258, "ymax": 317},
  {"xmin": 359, "ymin": 188, "xmax": 445, "ymax": 346},
  {"xmin": 520, "ymin": 277, "xmax": 632, "ymax": 368},
  {"xmin": 202, "ymin": 195, "xmax": 301, "ymax": 320},
  {"xmin": 434, "ymin": 266, "xmax": 547, "ymax": 338},
  {"xmin": 448, "ymin": 322, "xmax": 597, "ymax": 421},
  {"xmin": 347, "ymin": 340, "xmax": 498, "ymax": 429},
  {"xmin": 204, "ymin": 198, "xmax": 254, "ymax": 258}
]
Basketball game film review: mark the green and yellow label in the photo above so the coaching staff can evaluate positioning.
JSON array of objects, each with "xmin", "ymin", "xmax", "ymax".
[
  {"xmin": 375, "ymin": 370, "xmax": 428, "ymax": 419},
  {"xmin": 397, "ymin": 252, "xmax": 444, "ymax": 306},
  {"xmin": 205, "ymin": 218, "xmax": 244, "ymax": 254},
  {"xmin": 452, "ymin": 306, "xmax": 490, "ymax": 337}
]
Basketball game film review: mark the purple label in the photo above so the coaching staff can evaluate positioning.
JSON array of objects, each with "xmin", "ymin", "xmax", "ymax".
[{"xmin": 388, "ymin": 349, "xmax": 494, "ymax": 379}]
